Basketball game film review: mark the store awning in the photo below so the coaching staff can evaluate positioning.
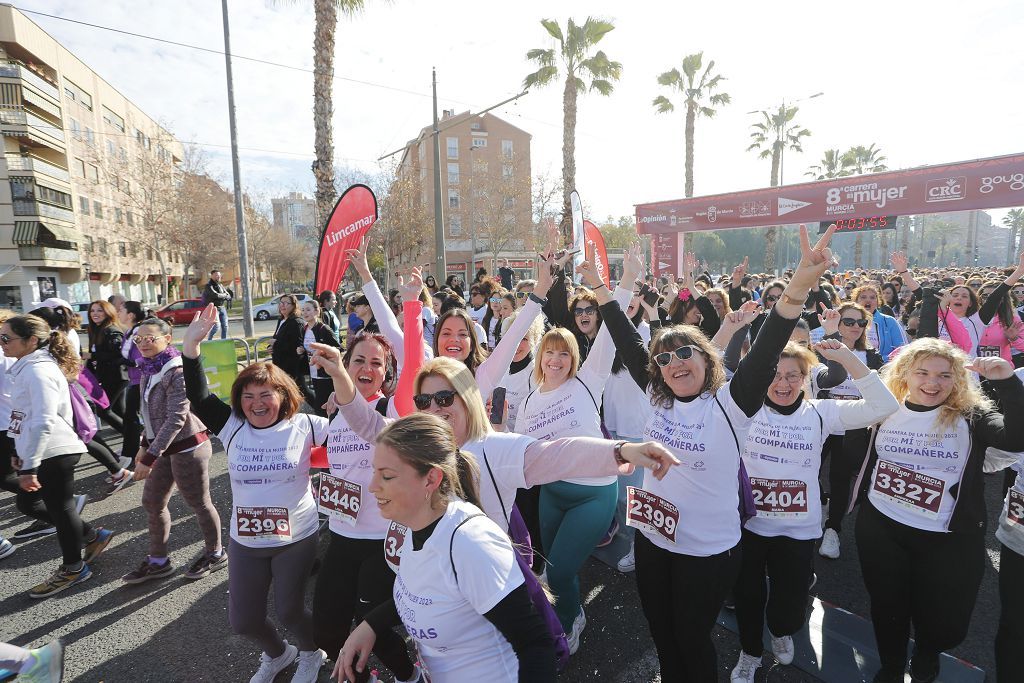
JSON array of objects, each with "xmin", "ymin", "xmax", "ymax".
[
  {"xmin": 14, "ymin": 220, "xmax": 80, "ymax": 245},
  {"xmin": 12, "ymin": 220, "xmax": 37, "ymax": 245},
  {"xmin": 38, "ymin": 220, "xmax": 80, "ymax": 244}
]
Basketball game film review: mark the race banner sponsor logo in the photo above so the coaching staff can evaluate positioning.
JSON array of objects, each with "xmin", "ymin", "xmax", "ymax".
[
  {"xmin": 583, "ymin": 220, "xmax": 611, "ymax": 287},
  {"xmin": 314, "ymin": 184, "xmax": 378, "ymax": 295}
]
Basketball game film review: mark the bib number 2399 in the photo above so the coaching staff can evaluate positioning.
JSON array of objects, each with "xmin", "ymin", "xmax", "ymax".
[
  {"xmin": 872, "ymin": 461, "xmax": 944, "ymax": 517},
  {"xmin": 236, "ymin": 506, "xmax": 291, "ymax": 540},
  {"xmin": 317, "ymin": 474, "xmax": 361, "ymax": 525},
  {"xmin": 626, "ymin": 486, "xmax": 679, "ymax": 543}
]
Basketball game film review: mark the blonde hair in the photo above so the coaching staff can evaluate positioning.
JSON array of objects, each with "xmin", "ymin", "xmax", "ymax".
[
  {"xmin": 881, "ymin": 338, "xmax": 993, "ymax": 429},
  {"xmin": 704, "ymin": 287, "xmax": 733, "ymax": 317},
  {"xmin": 779, "ymin": 341, "xmax": 819, "ymax": 377},
  {"xmin": 532, "ymin": 327, "xmax": 580, "ymax": 386},
  {"xmin": 414, "ymin": 357, "xmax": 490, "ymax": 443},
  {"xmin": 501, "ymin": 310, "xmax": 543, "ymax": 350}
]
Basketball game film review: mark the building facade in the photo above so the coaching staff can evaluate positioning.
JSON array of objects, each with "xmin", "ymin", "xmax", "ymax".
[
  {"xmin": 0, "ymin": 5, "xmax": 184, "ymax": 311},
  {"xmin": 272, "ymin": 191, "xmax": 316, "ymax": 242},
  {"xmin": 395, "ymin": 110, "xmax": 534, "ymax": 285}
]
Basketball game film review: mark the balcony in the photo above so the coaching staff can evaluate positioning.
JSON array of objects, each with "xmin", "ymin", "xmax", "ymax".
[
  {"xmin": 0, "ymin": 62, "xmax": 60, "ymax": 101},
  {"xmin": 18, "ymin": 245, "xmax": 80, "ymax": 264},
  {"xmin": 5, "ymin": 155, "xmax": 71, "ymax": 183},
  {"xmin": 13, "ymin": 198, "xmax": 75, "ymax": 223},
  {"xmin": 0, "ymin": 105, "xmax": 65, "ymax": 149}
]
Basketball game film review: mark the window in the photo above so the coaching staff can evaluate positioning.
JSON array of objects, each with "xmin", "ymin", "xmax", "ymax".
[
  {"xmin": 73, "ymin": 158, "xmax": 85, "ymax": 177},
  {"xmin": 78, "ymin": 196, "xmax": 90, "ymax": 215},
  {"xmin": 146, "ymin": 247, "xmax": 154, "ymax": 260},
  {"xmin": 36, "ymin": 185, "xmax": 71, "ymax": 208},
  {"xmin": 471, "ymin": 138, "xmax": 487, "ymax": 148},
  {"xmin": 85, "ymin": 127, "xmax": 95, "ymax": 145},
  {"xmin": 502, "ymin": 139, "xmax": 513, "ymax": 159},
  {"xmin": 102, "ymin": 106, "xmax": 125, "ymax": 132},
  {"xmin": 119, "ymin": 147, "xmax": 127, "ymax": 162},
  {"xmin": 106, "ymin": 140, "xmax": 116, "ymax": 156},
  {"xmin": 447, "ymin": 163, "xmax": 459, "ymax": 184},
  {"xmin": 118, "ymin": 241, "xmax": 127, "ymax": 257},
  {"xmin": 87, "ymin": 164, "xmax": 99, "ymax": 183},
  {"xmin": 115, "ymin": 208, "xmax": 123, "ymax": 224},
  {"xmin": 126, "ymin": 211, "xmax": 135, "ymax": 227},
  {"xmin": 130, "ymin": 242, "xmax": 138, "ymax": 256},
  {"xmin": 446, "ymin": 137, "xmax": 458, "ymax": 159},
  {"xmin": 447, "ymin": 188, "xmax": 459, "ymax": 210},
  {"xmin": 123, "ymin": 179, "xmax": 130, "ymax": 196},
  {"xmin": 450, "ymin": 214, "xmax": 462, "ymax": 236},
  {"xmin": 503, "ymin": 163, "xmax": 513, "ymax": 179},
  {"xmin": 84, "ymin": 236, "xmax": 94, "ymax": 253},
  {"xmin": 69, "ymin": 119, "xmax": 81, "ymax": 140},
  {"xmin": 93, "ymin": 201, "xmax": 103, "ymax": 218},
  {"xmin": 98, "ymin": 238, "xmax": 108, "ymax": 255},
  {"xmin": 503, "ymin": 196, "xmax": 514, "ymax": 211},
  {"xmin": 64, "ymin": 79, "xmax": 92, "ymax": 110}
]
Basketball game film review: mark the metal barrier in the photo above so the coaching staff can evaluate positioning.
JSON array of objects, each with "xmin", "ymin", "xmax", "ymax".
[
  {"xmin": 232, "ymin": 337, "xmax": 252, "ymax": 370},
  {"xmin": 253, "ymin": 336, "xmax": 275, "ymax": 363}
]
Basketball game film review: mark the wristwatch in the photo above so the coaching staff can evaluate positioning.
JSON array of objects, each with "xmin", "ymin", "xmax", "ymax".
[
  {"xmin": 528, "ymin": 292, "xmax": 548, "ymax": 306},
  {"xmin": 613, "ymin": 441, "xmax": 627, "ymax": 465}
]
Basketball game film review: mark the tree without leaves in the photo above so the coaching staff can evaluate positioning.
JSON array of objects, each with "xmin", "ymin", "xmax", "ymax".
[
  {"xmin": 464, "ymin": 156, "xmax": 534, "ymax": 274},
  {"xmin": 1003, "ymin": 208, "xmax": 1024, "ymax": 262},
  {"xmin": 523, "ymin": 17, "xmax": 622, "ymax": 240},
  {"xmin": 746, "ymin": 105, "xmax": 810, "ymax": 271}
]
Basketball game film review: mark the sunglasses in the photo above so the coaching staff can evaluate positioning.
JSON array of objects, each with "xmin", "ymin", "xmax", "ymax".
[
  {"xmin": 133, "ymin": 334, "xmax": 165, "ymax": 344},
  {"xmin": 0, "ymin": 333, "xmax": 21, "ymax": 344},
  {"xmin": 412, "ymin": 390, "xmax": 457, "ymax": 410},
  {"xmin": 841, "ymin": 318, "xmax": 868, "ymax": 328},
  {"xmin": 515, "ymin": 291, "xmax": 528, "ymax": 299},
  {"xmin": 764, "ymin": 294, "xmax": 780, "ymax": 304},
  {"xmin": 906, "ymin": 328, "xmax": 919, "ymax": 337},
  {"xmin": 653, "ymin": 345, "xmax": 701, "ymax": 367},
  {"xmin": 489, "ymin": 297, "xmax": 502, "ymax": 303},
  {"xmin": 574, "ymin": 305, "xmax": 597, "ymax": 317}
]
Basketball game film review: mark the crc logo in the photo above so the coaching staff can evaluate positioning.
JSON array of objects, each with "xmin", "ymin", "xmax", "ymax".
[
  {"xmin": 980, "ymin": 173, "xmax": 1024, "ymax": 194},
  {"xmin": 926, "ymin": 177, "xmax": 966, "ymax": 202}
]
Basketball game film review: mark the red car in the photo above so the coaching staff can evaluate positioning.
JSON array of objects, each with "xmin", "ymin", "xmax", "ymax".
[{"xmin": 155, "ymin": 298, "xmax": 205, "ymax": 325}]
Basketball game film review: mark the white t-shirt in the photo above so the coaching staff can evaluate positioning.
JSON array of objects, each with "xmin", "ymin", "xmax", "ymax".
[
  {"xmin": 469, "ymin": 305, "xmax": 488, "ymax": 325},
  {"xmin": 0, "ymin": 355, "xmax": 14, "ymax": 431},
  {"xmin": 868, "ymin": 405, "xmax": 970, "ymax": 532},
  {"xmin": 742, "ymin": 400, "xmax": 847, "ymax": 540},
  {"xmin": 219, "ymin": 412, "xmax": 329, "ymax": 547},
  {"xmin": 463, "ymin": 432, "xmax": 532, "ymax": 531},
  {"xmin": 939, "ymin": 311, "xmax": 983, "ymax": 358},
  {"xmin": 303, "ymin": 327, "xmax": 320, "ymax": 379},
  {"xmin": 497, "ymin": 359, "xmax": 535, "ymax": 433},
  {"xmin": 62, "ymin": 328, "xmax": 80, "ymax": 356},
  {"xmin": 827, "ymin": 351, "xmax": 868, "ymax": 399},
  {"xmin": 604, "ymin": 321, "xmax": 651, "ymax": 439},
  {"xmin": 390, "ymin": 500, "xmax": 524, "ymax": 682},
  {"xmin": 996, "ymin": 455, "xmax": 1024, "ymax": 555}
]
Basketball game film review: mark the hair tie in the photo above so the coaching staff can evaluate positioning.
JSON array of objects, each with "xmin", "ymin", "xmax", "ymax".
[
  {"xmin": 49, "ymin": 329, "xmax": 59, "ymax": 337},
  {"xmin": 677, "ymin": 288, "xmax": 692, "ymax": 303}
]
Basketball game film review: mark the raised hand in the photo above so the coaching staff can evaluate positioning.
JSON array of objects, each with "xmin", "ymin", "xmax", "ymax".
[
  {"xmin": 818, "ymin": 303, "xmax": 841, "ymax": 335},
  {"xmin": 739, "ymin": 300, "xmax": 761, "ymax": 315},
  {"xmin": 346, "ymin": 235, "xmax": 373, "ymax": 283},
  {"xmin": 794, "ymin": 224, "xmax": 836, "ymax": 283},
  {"xmin": 620, "ymin": 243, "xmax": 644, "ymax": 286},
  {"xmin": 182, "ymin": 303, "xmax": 219, "ymax": 359},
  {"xmin": 966, "ymin": 356, "xmax": 1015, "ymax": 380},
  {"xmin": 890, "ymin": 251, "xmax": 909, "ymax": 273},
  {"xmin": 575, "ymin": 260, "xmax": 602, "ymax": 289},
  {"xmin": 396, "ymin": 266, "xmax": 424, "ymax": 304},
  {"xmin": 309, "ymin": 342, "xmax": 344, "ymax": 378},
  {"xmin": 534, "ymin": 244, "xmax": 555, "ymax": 298},
  {"xmin": 684, "ymin": 251, "xmax": 699, "ymax": 278},
  {"xmin": 618, "ymin": 441, "xmax": 681, "ymax": 480}
]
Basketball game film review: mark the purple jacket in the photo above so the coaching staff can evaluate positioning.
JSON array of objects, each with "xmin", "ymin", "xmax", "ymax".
[{"xmin": 121, "ymin": 326, "xmax": 144, "ymax": 386}]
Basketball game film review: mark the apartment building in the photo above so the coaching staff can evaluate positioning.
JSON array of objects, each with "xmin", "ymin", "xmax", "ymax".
[
  {"xmin": 395, "ymin": 110, "xmax": 534, "ymax": 284},
  {"xmin": 0, "ymin": 5, "xmax": 184, "ymax": 311},
  {"xmin": 272, "ymin": 191, "xmax": 317, "ymax": 241}
]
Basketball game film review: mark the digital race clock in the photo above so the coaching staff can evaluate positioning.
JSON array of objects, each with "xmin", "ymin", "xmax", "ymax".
[{"xmin": 818, "ymin": 215, "xmax": 898, "ymax": 233}]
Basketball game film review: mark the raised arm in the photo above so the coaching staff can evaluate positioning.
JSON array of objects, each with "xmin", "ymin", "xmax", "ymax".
[
  {"xmin": 394, "ymin": 269, "xmax": 427, "ymax": 416},
  {"xmin": 181, "ymin": 304, "xmax": 232, "ymax": 432},
  {"xmin": 348, "ymin": 237, "xmax": 407, "ymax": 365},
  {"xmin": 980, "ymin": 252, "xmax": 1024, "ymax": 325},
  {"xmin": 815, "ymin": 339, "xmax": 898, "ymax": 428},
  {"xmin": 814, "ymin": 306, "xmax": 849, "ymax": 389},
  {"xmin": 311, "ymin": 343, "xmax": 393, "ymax": 443},
  {"xmin": 968, "ymin": 358, "xmax": 1024, "ymax": 452}
]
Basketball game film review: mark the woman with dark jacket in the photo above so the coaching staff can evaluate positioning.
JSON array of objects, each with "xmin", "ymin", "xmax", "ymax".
[
  {"xmin": 270, "ymin": 294, "xmax": 304, "ymax": 384},
  {"xmin": 86, "ymin": 300, "xmax": 126, "ymax": 432},
  {"xmin": 298, "ymin": 299, "xmax": 341, "ymax": 416},
  {"xmin": 118, "ymin": 300, "xmax": 148, "ymax": 468}
]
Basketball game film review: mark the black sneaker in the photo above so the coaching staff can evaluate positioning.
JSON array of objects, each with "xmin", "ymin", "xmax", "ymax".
[
  {"xmin": 122, "ymin": 558, "xmax": 174, "ymax": 585},
  {"xmin": 13, "ymin": 519, "xmax": 56, "ymax": 540},
  {"xmin": 183, "ymin": 551, "xmax": 228, "ymax": 580},
  {"xmin": 910, "ymin": 650, "xmax": 940, "ymax": 683}
]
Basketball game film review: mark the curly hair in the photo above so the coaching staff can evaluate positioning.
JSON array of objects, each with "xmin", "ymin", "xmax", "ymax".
[
  {"xmin": 647, "ymin": 324, "xmax": 727, "ymax": 409},
  {"xmin": 881, "ymin": 337, "xmax": 993, "ymax": 429}
]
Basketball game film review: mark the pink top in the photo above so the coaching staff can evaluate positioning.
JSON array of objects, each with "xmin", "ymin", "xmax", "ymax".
[
  {"xmin": 939, "ymin": 308, "xmax": 972, "ymax": 355},
  {"xmin": 978, "ymin": 318, "xmax": 1024, "ymax": 362}
]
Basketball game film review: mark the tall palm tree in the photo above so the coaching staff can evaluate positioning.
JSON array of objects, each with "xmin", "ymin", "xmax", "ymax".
[
  {"xmin": 524, "ymin": 17, "xmax": 622, "ymax": 239},
  {"xmin": 1004, "ymin": 209, "xmax": 1024, "ymax": 262},
  {"xmin": 747, "ymin": 105, "xmax": 810, "ymax": 270},
  {"xmin": 652, "ymin": 52, "xmax": 729, "ymax": 252},
  {"xmin": 805, "ymin": 149, "xmax": 852, "ymax": 180},
  {"xmin": 842, "ymin": 144, "xmax": 888, "ymax": 266}
]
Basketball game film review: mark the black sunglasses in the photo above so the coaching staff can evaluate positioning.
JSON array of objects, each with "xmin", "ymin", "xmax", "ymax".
[
  {"xmin": 515, "ymin": 291, "xmax": 528, "ymax": 299},
  {"xmin": 653, "ymin": 345, "xmax": 701, "ymax": 367},
  {"xmin": 413, "ymin": 390, "xmax": 457, "ymax": 410},
  {"xmin": 906, "ymin": 327, "xmax": 918, "ymax": 337},
  {"xmin": 841, "ymin": 317, "xmax": 869, "ymax": 328},
  {"xmin": 764, "ymin": 294, "xmax": 780, "ymax": 303},
  {"xmin": 574, "ymin": 305, "xmax": 597, "ymax": 317},
  {"xmin": 0, "ymin": 333, "xmax": 21, "ymax": 344}
]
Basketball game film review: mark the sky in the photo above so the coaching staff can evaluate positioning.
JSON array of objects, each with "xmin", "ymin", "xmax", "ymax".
[{"xmin": 17, "ymin": 0, "xmax": 1024, "ymax": 228}]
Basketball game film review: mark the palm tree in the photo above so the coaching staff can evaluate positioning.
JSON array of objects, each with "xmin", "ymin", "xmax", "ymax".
[
  {"xmin": 805, "ymin": 149, "xmax": 852, "ymax": 180},
  {"xmin": 524, "ymin": 17, "xmax": 622, "ymax": 239},
  {"xmin": 1004, "ymin": 208, "xmax": 1024, "ymax": 262},
  {"xmin": 747, "ymin": 105, "xmax": 810, "ymax": 270},
  {"xmin": 842, "ymin": 144, "xmax": 888, "ymax": 266}
]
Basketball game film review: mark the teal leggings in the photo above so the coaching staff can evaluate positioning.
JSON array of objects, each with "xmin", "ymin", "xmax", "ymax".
[{"xmin": 539, "ymin": 479, "xmax": 618, "ymax": 631}]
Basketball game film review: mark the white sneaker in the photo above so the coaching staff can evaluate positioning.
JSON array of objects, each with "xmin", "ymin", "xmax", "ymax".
[
  {"xmin": 249, "ymin": 642, "xmax": 297, "ymax": 683},
  {"xmin": 616, "ymin": 543, "xmax": 635, "ymax": 573},
  {"xmin": 819, "ymin": 528, "xmax": 841, "ymax": 559},
  {"xmin": 567, "ymin": 607, "xmax": 587, "ymax": 655},
  {"xmin": 0, "ymin": 537, "xmax": 14, "ymax": 560},
  {"xmin": 74, "ymin": 494, "xmax": 87, "ymax": 515},
  {"xmin": 290, "ymin": 648, "xmax": 326, "ymax": 683},
  {"xmin": 771, "ymin": 633, "xmax": 795, "ymax": 665},
  {"xmin": 730, "ymin": 651, "xmax": 762, "ymax": 682}
]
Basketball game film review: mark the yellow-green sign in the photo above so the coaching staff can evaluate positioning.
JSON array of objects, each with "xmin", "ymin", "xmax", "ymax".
[{"xmin": 200, "ymin": 339, "xmax": 238, "ymax": 401}]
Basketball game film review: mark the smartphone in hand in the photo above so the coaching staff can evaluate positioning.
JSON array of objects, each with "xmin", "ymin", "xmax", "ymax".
[
  {"xmin": 640, "ymin": 284, "xmax": 660, "ymax": 307},
  {"xmin": 489, "ymin": 387, "xmax": 507, "ymax": 425}
]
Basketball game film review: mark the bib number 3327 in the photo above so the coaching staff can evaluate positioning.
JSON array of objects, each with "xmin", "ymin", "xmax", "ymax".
[
  {"xmin": 235, "ymin": 506, "xmax": 291, "ymax": 540},
  {"xmin": 872, "ymin": 461, "xmax": 944, "ymax": 517},
  {"xmin": 626, "ymin": 486, "xmax": 679, "ymax": 543}
]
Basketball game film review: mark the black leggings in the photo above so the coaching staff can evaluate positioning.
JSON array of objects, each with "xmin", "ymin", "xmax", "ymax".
[
  {"xmin": 734, "ymin": 529, "xmax": 815, "ymax": 656},
  {"xmin": 514, "ymin": 486, "xmax": 545, "ymax": 572},
  {"xmin": 120, "ymin": 384, "xmax": 142, "ymax": 463},
  {"xmin": 634, "ymin": 532, "xmax": 741, "ymax": 682},
  {"xmin": 0, "ymin": 431, "xmax": 18, "ymax": 495},
  {"xmin": 16, "ymin": 453, "xmax": 92, "ymax": 565},
  {"xmin": 312, "ymin": 533, "xmax": 413, "ymax": 682},
  {"xmin": 824, "ymin": 430, "xmax": 869, "ymax": 532},
  {"xmin": 304, "ymin": 377, "xmax": 333, "ymax": 418},
  {"xmin": 997, "ymin": 543, "xmax": 1024, "ymax": 683},
  {"xmin": 855, "ymin": 501, "xmax": 983, "ymax": 675},
  {"xmin": 86, "ymin": 434, "xmax": 122, "ymax": 475}
]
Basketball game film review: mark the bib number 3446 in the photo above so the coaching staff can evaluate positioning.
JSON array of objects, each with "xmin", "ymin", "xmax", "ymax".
[
  {"xmin": 626, "ymin": 486, "xmax": 679, "ymax": 543},
  {"xmin": 317, "ymin": 474, "xmax": 361, "ymax": 526}
]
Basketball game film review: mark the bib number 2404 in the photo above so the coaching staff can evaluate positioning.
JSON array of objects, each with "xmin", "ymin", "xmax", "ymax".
[
  {"xmin": 750, "ymin": 478, "xmax": 808, "ymax": 518},
  {"xmin": 626, "ymin": 486, "xmax": 679, "ymax": 543}
]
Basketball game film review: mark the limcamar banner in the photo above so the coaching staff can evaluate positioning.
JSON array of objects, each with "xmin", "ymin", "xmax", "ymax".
[
  {"xmin": 314, "ymin": 184, "xmax": 378, "ymax": 295},
  {"xmin": 583, "ymin": 220, "xmax": 611, "ymax": 287}
]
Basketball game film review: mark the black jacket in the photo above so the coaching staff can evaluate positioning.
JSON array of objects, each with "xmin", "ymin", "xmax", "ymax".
[
  {"xmin": 202, "ymin": 279, "xmax": 229, "ymax": 307},
  {"xmin": 271, "ymin": 316, "xmax": 305, "ymax": 376},
  {"xmin": 87, "ymin": 325, "xmax": 127, "ymax": 391}
]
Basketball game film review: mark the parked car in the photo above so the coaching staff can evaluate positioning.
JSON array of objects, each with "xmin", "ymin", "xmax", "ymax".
[
  {"xmin": 155, "ymin": 298, "xmax": 205, "ymax": 325},
  {"xmin": 252, "ymin": 293, "xmax": 312, "ymax": 321}
]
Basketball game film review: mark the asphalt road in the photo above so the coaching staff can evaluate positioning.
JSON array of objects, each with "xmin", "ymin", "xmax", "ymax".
[{"xmin": 0, "ymin": 425, "xmax": 1010, "ymax": 683}]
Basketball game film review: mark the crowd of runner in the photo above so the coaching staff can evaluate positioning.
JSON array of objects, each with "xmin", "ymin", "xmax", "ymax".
[{"xmin": 1, "ymin": 223, "xmax": 1023, "ymax": 683}]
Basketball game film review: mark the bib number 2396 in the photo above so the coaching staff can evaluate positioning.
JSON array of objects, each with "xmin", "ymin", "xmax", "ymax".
[
  {"xmin": 236, "ymin": 506, "xmax": 291, "ymax": 540},
  {"xmin": 872, "ymin": 461, "xmax": 944, "ymax": 517},
  {"xmin": 750, "ymin": 478, "xmax": 808, "ymax": 518},
  {"xmin": 626, "ymin": 486, "xmax": 679, "ymax": 543},
  {"xmin": 317, "ymin": 474, "xmax": 361, "ymax": 525}
]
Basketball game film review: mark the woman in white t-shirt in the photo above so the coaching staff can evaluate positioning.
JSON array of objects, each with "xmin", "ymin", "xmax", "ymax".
[
  {"xmin": 850, "ymin": 339, "xmax": 1024, "ymax": 683},
  {"xmin": 730, "ymin": 339, "xmax": 897, "ymax": 682},
  {"xmin": 181, "ymin": 304, "xmax": 329, "ymax": 683},
  {"xmin": 335, "ymin": 413, "xmax": 557, "ymax": 683}
]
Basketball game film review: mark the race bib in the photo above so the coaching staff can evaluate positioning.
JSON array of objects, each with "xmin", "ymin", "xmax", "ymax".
[
  {"xmin": 750, "ymin": 478, "xmax": 808, "ymax": 518},
  {"xmin": 626, "ymin": 486, "xmax": 679, "ymax": 543},
  {"xmin": 235, "ymin": 506, "xmax": 292, "ymax": 540},
  {"xmin": 384, "ymin": 520, "xmax": 408, "ymax": 573},
  {"xmin": 1008, "ymin": 489, "xmax": 1024, "ymax": 527},
  {"xmin": 977, "ymin": 345, "xmax": 1001, "ymax": 358},
  {"xmin": 8, "ymin": 410, "xmax": 24, "ymax": 435},
  {"xmin": 317, "ymin": 473, "xmax": 361, "ymax": 526},
  {"xmin": 872, "ymin": 461, "xmax": 945, "ymax": 517}
]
